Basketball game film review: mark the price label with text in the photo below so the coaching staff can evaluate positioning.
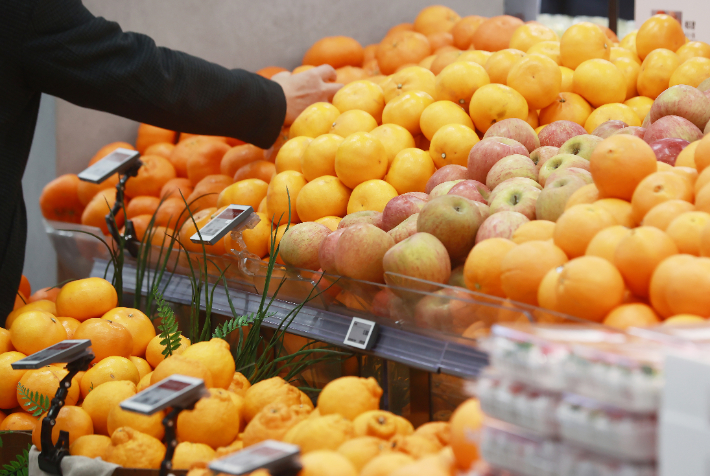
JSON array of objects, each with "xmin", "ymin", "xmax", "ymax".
[
  {"xmin": 209, "ymin": 440, "xmax": 301, "ymax": 475},
  {"xmin": 120, "ymin": 375, "xmax": 205, "ymax": 415},
  {"xmin": 11, "ymin": 340, "xmax": 92, "ymax": 370},
  {"xmin": 344, "ymin": 318, "xmax": 378, "ymax": 350},
  {"xmin": 78, "ymin": 148, "xmax": 141, "ymax": 184},
  {"xmin": 190, "ymin": 204, "xmax": 254, "ymax": 245}
]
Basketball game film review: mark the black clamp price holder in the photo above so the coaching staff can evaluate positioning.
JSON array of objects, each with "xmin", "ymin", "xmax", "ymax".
[
  {"xmin": 119, "ymin": 375, "xmax": 207, "ymax": 476},
  {"xmin": 78, "ymin": 148, "xmax": 142, "ymax": 257},
  {"xmin": 11, "ymin": 340, "xmax": 94, "ymax": 475},
  {"xmin": 344, "ymin": 317, "xmax": 379, "ymax": 351},
  {"xmin": 209, "ymin": 440, "xmax": 301, "ymax": 476},
  {"xmin": 190, "ymin": 204, "xmax": 257, "ymax": 246}
]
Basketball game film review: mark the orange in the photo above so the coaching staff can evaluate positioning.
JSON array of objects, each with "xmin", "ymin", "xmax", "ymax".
[
  {"xmin": 666, "ymin": 212, "xmax": 710, "ymax": 255},
  {"xmin": 538, "ymin": 266, "xmax": 562, "ymax": 311},
  {"xmin": 284, "ymin": 415, "xmax": 355, "ymax": 454},
  {"xmin": 643, "ymin": 200, "xmax": 696, "ymax": 230},
  {"xmin": 29, "ymin": 287, "xmax": 61, "ymax": 303},
  {"xmin": 697, "ymin": 135, "xmax": 710, "ymax": 172},
  {"xmin": 130, "ymin": 357, "xmax": 151, "ymax": 379},
  {"xmin": 74, "ymin": 318, "xmax": 133, "ymax": 363},
  {"xmin": 484, "ymin": 49, "xmax": 525, "ymax": 84},
  {"xmin": 296, "ymin": 175, "xmax": 351, "ymax": 222},
  {"xmin": 385, "ymin": 148, "xmax": 436, "ymax": 194},
  {"xmin": 620, "ymin": 30, "xmax": 638, "ymax": 55},
  {"xmin": 244, "ymin": 377, "xmax": 304, "ymax": 422},
  {"xmin": 177, "ymin": 387, "xmax": 241, "ymax": 449},
  {"xmin": 452, "ymin": 16, "xmax": 485, "ymax": 49},
  {"xmin": 228, "ymin": 211, "xmax": 272, "ymax": 258},
  {"xmin": 76, "ymin": 173, "xmax": 119, "ymax": 207},
  {"xmin": 507, "ymin": 53, "xmax": 562, "ymax": 110},
  {"xmin": 144, "ymin": 142, "xmax": 175, "ymax": 160},
  {"xmin": 585, "ymin": 225, "xmax": 632, "ymax": 262},
  {"xmin": 449, "ymin": 399, "xmax": 483, "ymax": 470},
  {"xmin": 429, "ymin": 124, "xmax": 480, "ymax": 168},
  {"xmin": 539, "ymin": 92, "xmax": 593, "ymax": 127},
  {"xmin": 330, "ymin": 110, "xmax": 378, "ymax": 138},
  {"xmin": 107, "ymin": 402, "xmax": 165, "ymax": 440},
  {"xmin": 664, "ymin": 257, "xmax": 710, "ymax": 316},
  {"xmin": 603, "ymin": 303, "xmax": 661, "ymax": 329},
  {"xmin": 419, "ymin": 100, "xmax": 473, "ymax": 140},
  {"xmin": 299, "ymin": 450, "xmax": 358, "ymax": 476},
  {"xmin": 178, "ymin": 207, "xmax": 226, "ymax": 255},
  {"xmin": 526, "ymin": 109, "xmax": 540, "ymax": 129},
  {"xmin": 584, "ymin": 103, "xmax": 641, "ymax": 133},
  {"xmin": 610, "ymin": 46, "xmax": 641, "ymax": 64},
  {"xmin": 624, "ymin": 96, "xmax": 654, "ymax": 122},
  {"xmin": 555, "ymin": 256, "xmax": 625, "ymax": 321},
  {"xmin": 427, "ymin": 31, "xmax": 454, "ymax": 51},
  {"xmin": 181, "ymin": 140, "xmax": 231, "ymax": 185},
  {"xmin": 266, "ymin": 171, "xmax": 308, "ymax": 225},
  {"xmin": 303, "ymin": 36, "xmax": 364, "ymax": 69},
  {"xmin": 500, "ymin": 240, "xmax": 569, "ymax": 305},
  {"xmin": 430, "ymin": 50, "xmax": 466, "ymax": 76},
  {"xmin": 234, "ymin": 160, "xmax": 276, "ymax": 184},
  {"xmin": 125, "ymin": 196, "xmax": 160, "ymax": 219},
  {"xmin": 469, "ymin": 84, "xmax": 528, "ymax": 133},
  {"xmin": 590, "ymin": 134, "xmax": 657, "ymax": 200},
  {"xmin": 509, "ymin": 23, "xmax": 558, "ymax": 52},
  {"xmin": 472, "ymin": 15, "xmax": 524, "ymax": 52},
  {"xmin": 32, "ymin": 406, "xmax": 93, "ymax": 451},
  {"xmin": 314, "ymin": 216, "xmax": 342, "ymax": 231},
  {"xmin": 88, "ymin": 142, "xmax": 135, "ymax": 166},
  {"xmin": 370, "ymin": 124, "xmax": 416, "ymax": 166},
  {"xmin": 347, "ymin": 180, "xmax": 399, "ymax": 214},
  {"xmin": 435, "ymin": 61, "xmax": 490, "ymax": 110},
  {"xmin": 458, "ymin": 50, "xmax": 493, "ymax": 67},
  {"xmin": 0, "ymin": 327, "xmax": 13, "ymax": 353},
  {"xmin": 160, "ymin": 177, "xmax": 193, "ymax": 200},
  {"xmin": 290, "ymin": 102, "xmax": 341, "ymax": 138},
  {"xmin": 511, "ymin": 221, "xmax": 556, "ymax": 244},
  {"xmin": 636, "ymin": 14, "xmax": 686, "ymax": 61},
  {"xmin": 637, "ymin": 49, "xmax": 681, "ymax": 99},
  {"xmin": 217, "ymin": 179, "xmax": 268, "ymax": 210},
  {"xmin": 151, "ymin": 354, "xmax": 213, "ymax": 388},
  {"xmin": 594, "ymin": 198, "xmax": 634, "ymax": 227},
  {"xmin": 677, "ymin": 41, "xmax": 710, "ymax": 62},
  {"xmin": 614, "ymin": 226, "xmax": 679, "ymax": 297},
  {"xmin": 670, "ymin": 57, "xmax": 710, "ymax": 87},
  {"xmin": 333, "ymin": 81, "xmax": 385, "ymax": 124},
  {"xmin": 82, "ymin": 380, "xmax": 137, "ymax": 435},
  {"xmin": 10, "ymin": 311, "xmax": 66, "ymax": 356},
  {"xmin": 180, "ymin": 338, "xmax": 235, "ymax": 390},
  {"xmin": 103, "ymin": 427, "xmax": 166, "ymax": 469},
  {"xmin": 80, "ymin": 356, "xmax": 140, "ymax": 399},
  {"xmin": 187, "ymin": 174, "xmax": 233, "ymax": 211},
  {"xmin": 318, "ymin": 377, "xmax": 382, "ymax": 421},
  {"xmin": 334, "ymin": 132, "xmax": 388, "ymax": 189},
  {"xmin": 172, "ymin": 442, "xmax": 216, "ymax": 470},
  {"xmin": 100, "ymin": 308, "xmax": 155, "ymax": 357},
  {"xmin": 381, "ymin": 67, "xmax": 436, "ymax": 103},
  {"xmin": 613, "ymin": 57, "xmax": 641, "ymax": 99},
  {"xmin": 337, "ymin": 437, "xmax": 392, "ymax": 471},
  {"xmin": 18, "ymin": 366, "xmax": 80, "ymax": 409},
  {"xmin": 381, "ymin": 90, "xmax": 435, "ymax": 136},
  {"xmin": 573, "ymin": 59, "xmax": 626, "ymax": 107},
  {"xmin": 125, "ymin": 156, "xmax": 177, "ymax": 198},
  {"xmin": 664, "ymin": 315, "xmax": 707, "ymax": 325},
  {"xmin": 0, "ymin": 351, "xmax": 26, "ymax": 409},
  {"xmin": 631, "ymin": 172, "xmax": 694, "ymax": 224},
  {"xmin": 153, "ymin": 197, "xmax": 187, "ymax": 230},
  {"xmin": 81, "ymin": 188, "xmax": 124, "ymax": 234},
  {"xmin": 376, "ymin": 31, "xmax": 432, "ymax": 75},
  {"xmin": 6, "ymin": 300, "xmax": 57, "ymax": 330},
  {"xmin": 0, "ymin": 412, "xmax": 37, "ymax": 431},
  {"xmin": 560, "ymin": 22, "xmax": 611, "ymax": 70},
  {"xmin": 528, "ymin": 41, "xmax": 561, "ymax": 65},
  {"xmin": 70, "ymin": 434, "xmax": 111, "ymax": 458},
  {"xmin": 413, "ymin": 5, "xmax": 460, "ymax": 35},
  {"xmin": 275, "ymin": 136, "xmax": 312, "ymax": 173},
  {"xmin": 220, "ymin": 144, "xmax": 264, "ymax": 178},
  {"xmin": 554, "ymin": 204, "xmax": 617, "ymax": 258}
]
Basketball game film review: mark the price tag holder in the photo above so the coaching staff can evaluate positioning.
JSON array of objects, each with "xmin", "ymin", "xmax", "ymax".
[
  {"xmin": 209, "ymin": 440, "xmax": 301, "ymax": 476},
  {"xmin": 344, "ymin": 317, "xmax": 379, "ymax": 350},
  {"xmin": 190, "ymin": 204, "xmax": 254, "ymax": 245},
  {"xmin": 11, "ymin": 340, "xmax": 92, "ymax": 370},
  {"xmin": 120, "ymin": 375, "xmax": 206, "ymax": 415},
  {"xmin": 78, "ymin": 148, "xmax": 141, "ymax": 184}
]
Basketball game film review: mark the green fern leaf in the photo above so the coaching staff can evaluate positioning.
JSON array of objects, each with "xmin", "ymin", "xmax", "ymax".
[
  {"xmin": 152, "ymin": 285, "xmax": 182, "ymax": 358},
  {"xmin": 16, "ymin": 384, "xmax": 49, "ymax": 417}
]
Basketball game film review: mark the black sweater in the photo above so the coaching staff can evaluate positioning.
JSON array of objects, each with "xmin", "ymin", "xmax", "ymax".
[{"xmin": 1, "ymin": 0, "xmax": 287, "ymax": 323}]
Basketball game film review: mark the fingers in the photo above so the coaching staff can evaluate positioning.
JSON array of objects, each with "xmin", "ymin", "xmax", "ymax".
[
  {"xmin": 312, "ymin": 64, "xmax": 338, "ymax": 83},
  {"xmin": 323, "ymin": 82, "xmax": 344, "ymax": 102}
]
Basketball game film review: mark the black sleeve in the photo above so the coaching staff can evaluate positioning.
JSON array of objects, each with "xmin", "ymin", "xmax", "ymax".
[{"xmin": 19, "ymin": 0, "xmax": 286, "ymax": 149}]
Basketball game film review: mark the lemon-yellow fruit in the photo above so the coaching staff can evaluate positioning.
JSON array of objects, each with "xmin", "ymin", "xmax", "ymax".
[
  {"xmin": 299, "ymin": 450, "xmax": 358, "ymax": 476},
  {"xmin": 243, "ymin": 376, "xmax": 303, "ymax": 422},
  {"xmin": 180, "ymin": 338, "xmax": 235, "ymax": 389},
  {"xmin": 107, "ymin": 404, "xmax": 165, "ymax": 440},
  {"xmin": 103, "ymin": 427, "xmax": 166, "ymax": 469},
  {"xmin": 150, "ymin": 355, "xmax": 213, "ymax": 388},
  {"xmin": 177, "ymin": 388, "xmax": 241, "ymax": 449},
  {"xmin": 69, "ymin": 434, "xmax": 112, "ymax": 458},
  {"xmin": 338, "ymin": 436, "xmax": 393, "ymax": 471},
  {"xmin": 172, "ymin": 442, "xmax": 216, "ymax": 470},
  {"xmin": 318, "ymin": 377, "xmax": 383, "ymax": 420},
  {"xmin": 82, "ymin": 380, "xmax": 137, "ymax": 435},
  {"xmin": 353, "ymin": 410, "xmax": 413, "ymax": 440},
  {"xmin": 283, "ymin": 414, "xmax": 355, "ymax": 454},
  {"xmin": 242, "ymin": 402, "xmax": 311, "ymax": 447}
]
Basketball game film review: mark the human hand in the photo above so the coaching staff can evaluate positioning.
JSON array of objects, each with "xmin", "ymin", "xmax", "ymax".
[{"xmin": 271, "ymin": 65, "xmax": 343, "ymax": 125}]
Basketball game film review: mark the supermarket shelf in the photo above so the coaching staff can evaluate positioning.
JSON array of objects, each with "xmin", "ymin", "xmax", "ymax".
[{"xmin": 91, "ymin": 259, "xmax": 489, "ymax": 378}]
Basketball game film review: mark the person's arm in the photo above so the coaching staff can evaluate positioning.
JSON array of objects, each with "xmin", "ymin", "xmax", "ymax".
[{"xmin": 18, "ymin": 0, "xmax": 297, "ymax": 148}]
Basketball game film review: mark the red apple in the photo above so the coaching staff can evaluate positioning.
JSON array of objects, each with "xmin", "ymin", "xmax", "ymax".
[
  {"xmin": 544, "ymin": 167, "xmax": 593, "ymax": 187},
  {"xmin": 381, "ymin": 193, "xmax": 428, "ymax": 231},
  {"xmin": 536, "ymin": 175, "xmax": 589, "ymax": 221},
  {"xmin": 488, "ymin": 182, "xmax": 541, "ymax": 219},
  {"xmin": 558, "ymin": 134, "xmax": 604, "ymax": 159},
  {"xmin": 538, "ymin": 154, "xmax": 591, "ymax": 186},
  {"xmin": 642, "ymin": 114, "xmax": 651, "ymax": 128},
  {"xmin": 425, "ymin": 165, "xmax": 468, "ymax": 193},
  {"xmin": 337, "ymin": 210, "xmax": 384, "ymax": 230},
  {"xmin": 643, "ymin": 115, "xmax": 704, "ymax": 144},
  {"xmin": 383, "ymin": 232, "xmax": 452, "ymax": 295},
  {"xmin": 475, "ymin": 211, "xmax": 530, "ymax": 243},
  {"xmin": 318, "ymin": 228, "xmax": 344, "ymax": 274},
  {"xmin": 591, "ymin": 120, "xmax": 628, "ymax": 139},
  {"xmin": 430, "ymin": 180, "xmax": 464, "ymax": 197},
  {"xmin": 485, "ymin": 154, "xmax": 538, "ymax": 189},
  {"xmin": 280, "ymin": 222, "xmax": 331, "ymax": 271},
  {"xmin": 650, "ymin": 138, "xmax": 690, "ymax": 166},
  {"xmin": 448, "ymin": 180, "xmax": 489, "ymax": 203},
  {"xmin": 612, "ymin": 127, "xmax": 646, "ymax": 139},
  {"xmin": 467, "ymin": 137, "xmax": 529, "ymax": 183},
  {"xmin": 335, "ymin": 224, "xmax": 394, "ymax": 283},
  {"xmin": 387, "ymin": 213, "xmax": 419, "ymax": 243},
  {"xmin": 530, "ymin": 146, "xmax": 560, "ymax": 171},
  {"xmin": 650, "ymin": 84, "xmax": 710, "ymax": 130},
  {"xmin": 483, "ymin": 118, "xmax": 540, "ymax": 152},
  {"xmin": 699, "ymin": 78, "xmax": 710, "ymax": 93},
  {"xmin": 538, "ymin": 120, "xmax": 587, "ymax": 147}
]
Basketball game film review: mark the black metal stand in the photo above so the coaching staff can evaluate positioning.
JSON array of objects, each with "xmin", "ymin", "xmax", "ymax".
[
  {"xmin": 106, "ymin": 161, "xmax": 142, "ymax": 258},
  {"xmin": 608, "ymin": 0, "xmax": 619, "ymax": 34},
  {"xmin": 159, "ymin": 403, "xmax": 198, "ymax": 476},
  {"xmin": 38, "ymin": 351, "xmax": 94, "ymax": 475}
]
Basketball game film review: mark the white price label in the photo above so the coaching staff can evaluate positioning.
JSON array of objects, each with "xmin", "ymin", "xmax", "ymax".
[
  {"xmin": 344, "ymin": 318, "xmax": 378, "ymax": 350},
  {"xmin": 209, "ymin": 440, "xmax": 300, "ymax": 475},
  {"xmin": 190, "ymin": 204, "xmax": 254, "ymax": 245},
  {"xmin": 11, "ymin": 340, "xmax": 92, "ymax": 369},
  {"xmin": 78, "ymin": 148, "xmax": 141, "ymax": 184},
  {"xmin": 120, "ymin": 375, "xmax": 205, "ymax": 415}
]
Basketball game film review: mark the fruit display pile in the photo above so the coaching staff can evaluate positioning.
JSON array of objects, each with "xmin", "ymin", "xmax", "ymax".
[{"xmin": 0, "ymin": 275, "xmax": 483, "ymax": 475}]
